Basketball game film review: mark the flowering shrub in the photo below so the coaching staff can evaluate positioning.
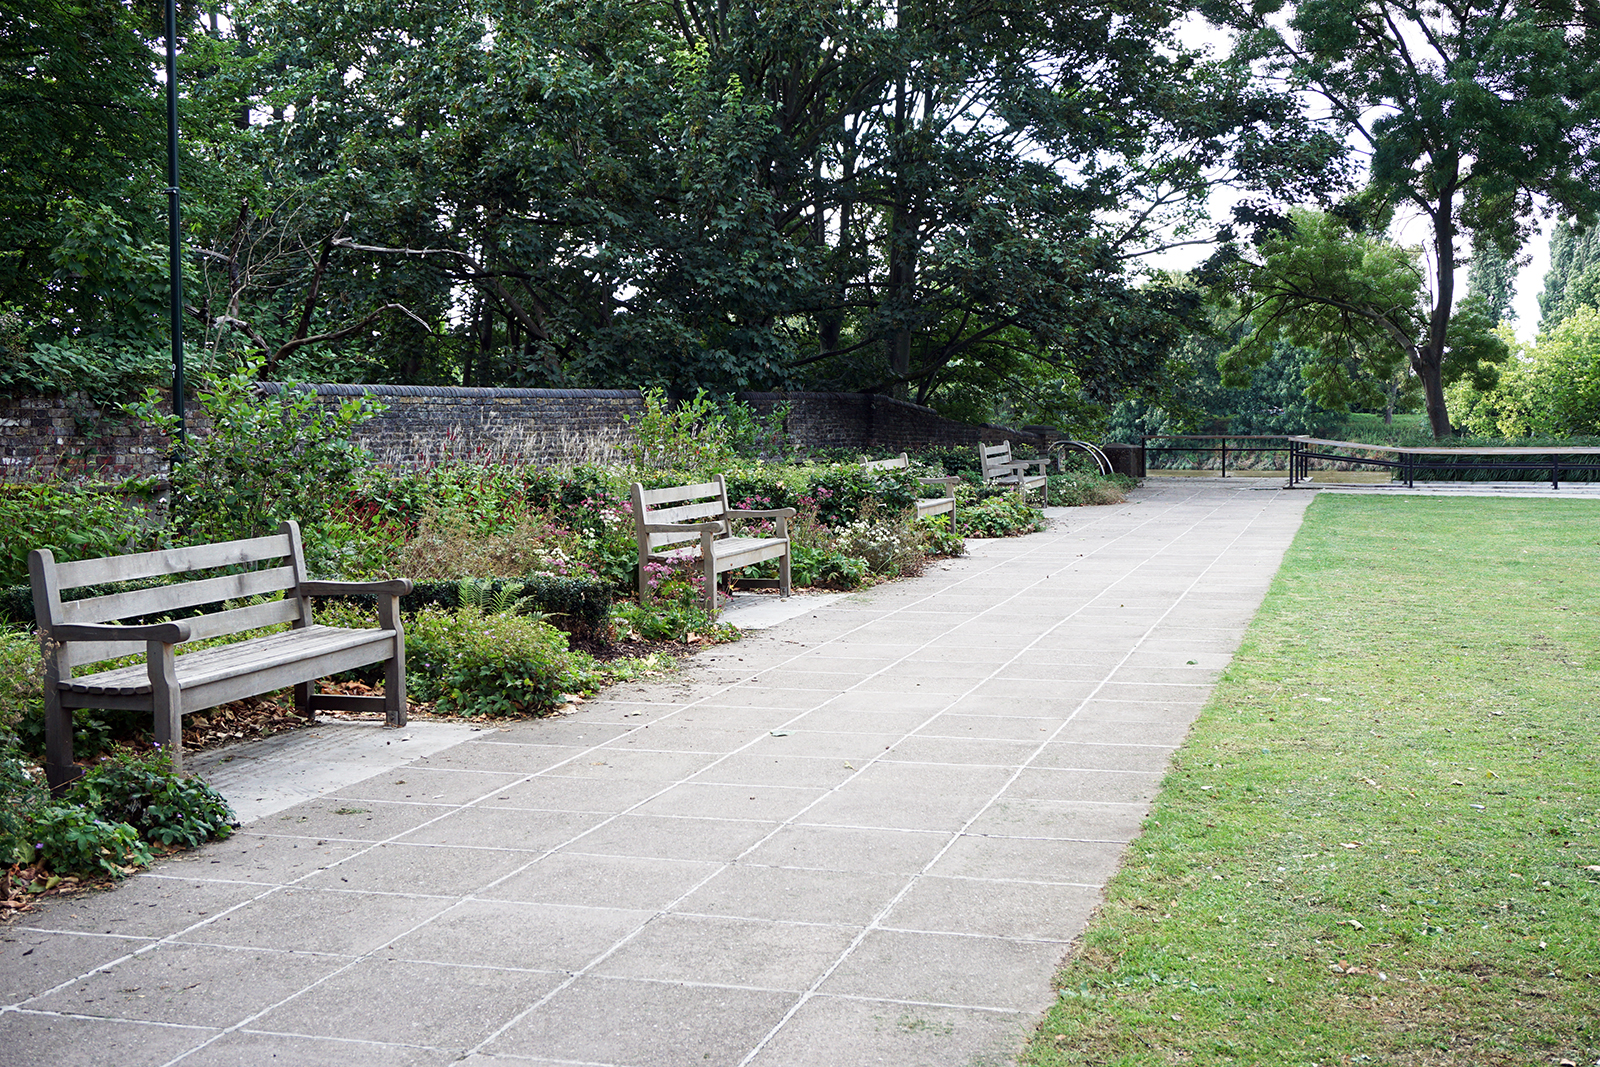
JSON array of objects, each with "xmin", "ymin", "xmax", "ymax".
[
  {"xmin": 397, "ymin": 504, "xmax": 599, "ymax": 581},
  {"xmin": 833, "ymin": 508, "xmax": 927, "ymax": 578}
]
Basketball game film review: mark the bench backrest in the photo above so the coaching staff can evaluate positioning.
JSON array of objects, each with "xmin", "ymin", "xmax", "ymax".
[
  {"xmin": 631, "ymin": 476, "xmax": 732, "ymax": 553},
  {"xmin": 980, "ymin": 441, "xmax": 1017, "ymax": 480},
  {"xmin": 862, "ymin": 452, "xmax": 910, "ymax": 474},
  {"xmin": 29, "ymin": 520, "xmax": 312, "ymax": 672}
]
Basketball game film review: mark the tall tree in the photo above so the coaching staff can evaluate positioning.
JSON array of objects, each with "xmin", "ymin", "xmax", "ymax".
[
  {"xmin": 1213, "ymin": 0, "xmax": 1600, "ymax": 437},
  {"xmin": 1538, "ymin": 219, "xmax": 1600, "ymax": 332},
  {"xmin": 220, "ymin": 0, "xmax": 1342, "ymax": 405},
  {"xmin": 1465, "ymin": 236, "xmax": 1517, "ymax": 325},
  {"xmin": 0, "ymin": 0, "xmax": 165, "ymax": 348},
  {"xmin": 1208, "ymin": 209, "xmax": 1508, "ymax": 418}
]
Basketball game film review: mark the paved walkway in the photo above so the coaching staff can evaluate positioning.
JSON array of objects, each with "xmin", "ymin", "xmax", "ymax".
[{"xmin": 1, "ymin": 479, "xmax": 1313, "ymax": 1067}]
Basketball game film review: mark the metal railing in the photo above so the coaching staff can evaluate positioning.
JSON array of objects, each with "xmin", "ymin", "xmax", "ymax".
[
  {"xmin": 1286, "ymin": 437, "xmax": 1600, "ymax": 489},
  {"xmin": 1141, "ymin": 435, "xmax": 1291, "ymax": 476}
]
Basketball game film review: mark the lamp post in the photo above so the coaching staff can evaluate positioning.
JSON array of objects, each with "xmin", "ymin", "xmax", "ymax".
[{"xmin": 166, "ymin": 0, "xmax": 185, "ymax": 453}]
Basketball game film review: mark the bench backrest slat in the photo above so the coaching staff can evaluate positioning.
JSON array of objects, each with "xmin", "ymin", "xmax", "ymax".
[
  {"xmin": 58, "ymin": 599, "xmax": 303, "ymax": 666},
  {"xmin": 863, "ymin": 452, "xmax": 910, "ymax": 473},
  {"xmin": 649, "ymin": 499, "xmax": 727, "ymax": 526},
  {"xmin": 637, "ymin": 481, "xmax": 724, "ymax": 508},
  {"xmin": 59, "ymin": 564, "xmax": 300, "ymax": 627},
  {"xmin": 176, "ymin": 597, "xmax": 305, "ymax": 644},
  {"xmin": 50, "ymin": 531, "xmax": 295, "ymax": 591}
]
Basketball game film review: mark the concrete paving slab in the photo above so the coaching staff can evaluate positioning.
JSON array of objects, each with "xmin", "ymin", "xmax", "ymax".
[
  {"xmin": 188, "ymin": 720, "xmax": 486, "ymax": 825},
  {"xmin": 742, "ymin": 994, "xmax": 1033, "ymax": 1067},
  {"xmin": 6, "ymin": 479, "xmax": 1316, "ymax": 1066}
]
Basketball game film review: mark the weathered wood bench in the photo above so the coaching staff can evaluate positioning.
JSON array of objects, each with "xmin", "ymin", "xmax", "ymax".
[
  {"xmin": 980, "ymin": 441, "xmax": 1049, "ymax": 501},
  {"xmin": 863, "ymin": 452, "xmax": 961, "ymax": 533},
  {"xmin": 631, "ymin": 476, "xmax": 795, "ymax": 616},
  {"xmin": 29, "ymin": 520, "xmax": 412, "ymax": 790}
]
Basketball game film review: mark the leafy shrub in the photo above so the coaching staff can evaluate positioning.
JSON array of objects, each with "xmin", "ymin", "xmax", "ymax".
[
  {"xmin": 804, "ymin": 465, "xmax": 880, "ymax": 527},
  {"xmin": 0, "ymin": 731, "xmax": 45, "ymax": 866},
  {"xmin": 26, "ymin": 802, "xmax": 151, "ymax": 878},
  {"xmin": 14, "ymin": 706, "xmax": 151, "ymax": 761},
  {"xmin": 405, "ymin": 606, "xmax": 591, "ymax": 717},
  {"xmin": 128, "ymin": 361, "xmax": 383, "ymax": 544},
  {"xmin": 397, "ymin": 504, "xmax": 597, "ymax": 582},
  {"xmin": 784, "ymin": 506, "xmax": 868, "ymax": 589},
  {"xmin": 960, "ymin": 491, "xmax": 1047, "ymax": 537},
  {"xmin": 918, "ymin": 514, "xmax": 966, "ymax": 558},
  {"xmin": 721, "ymin": 397, "xmax": 793, "ymax": 459},
  {"xmin": 361, "ymin": 576, "xmax": 613, "ymax": 640},
  {"xmin": 622, "ymin": 388, "xmax": 736, "ymax": 472},
  {"xmin": 65, "ymin": 747, "xmax": 235, "ymax": 849},
  {"xmin": 611, "ymin": 560, "xmax": 740, "ymax": 643},
  {"xmin": 0, "ymin": 628, "xmax": 39, "ymax": 724},
  {"xmin": 0, "ymin": 482, "xmax": 152, "ymax": 588},
  {"xmin": 1046, "ymin": 475, "xmax": 1130, "ymax": 507}
]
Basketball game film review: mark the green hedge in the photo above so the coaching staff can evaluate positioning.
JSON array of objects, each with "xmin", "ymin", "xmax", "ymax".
[{"xmin": 394, "ymin": 575, "xmax": 612, "ymax": 639}]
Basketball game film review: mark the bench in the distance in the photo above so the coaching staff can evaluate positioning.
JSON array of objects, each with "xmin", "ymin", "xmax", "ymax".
[
  {"xmin": 863, "ymin": 452, "xmax": 960, "ymax": 533},
  {"xmin": 631, "ymin": 476, "xmax": 795, "ymax": 616},
  {"xmin": 29, "ymin": 520, "xmax": 412, "ymax": 790},
  {"xmin": 980, "ymin": 441, "xmax": 1049, "ymax": 501}
]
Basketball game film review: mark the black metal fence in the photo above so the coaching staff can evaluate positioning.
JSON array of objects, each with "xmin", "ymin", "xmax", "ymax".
[
  {"xmin": 1141, "ymin": 435, "xmax": 1291, "ymax": 476},
  {"xmin": 1287, "ymin": 437, "xmax": 1600, "ymax": 488}
]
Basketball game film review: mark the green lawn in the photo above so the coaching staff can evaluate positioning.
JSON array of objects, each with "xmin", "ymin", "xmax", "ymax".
[{"xmin": 1026, "ymin": 494, "xmax": 1600, "ymax": 1066}]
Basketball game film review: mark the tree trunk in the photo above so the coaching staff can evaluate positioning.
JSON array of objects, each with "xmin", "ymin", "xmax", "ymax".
[
  {"xmin": 1412, "ymin": 344, "xmax": 1452, "ymax": 439},
  {"xmin": 885, "ymin": 77, "xmax": 913, "ymax": 400},
  {"xmin": 1420, "ymin": 183, "xmax": 1459, "ymax": 439}
]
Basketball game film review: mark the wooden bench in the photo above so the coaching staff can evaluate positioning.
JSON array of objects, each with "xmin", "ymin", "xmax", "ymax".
[
  {"xmin": 980, "ymin": 441, "xmax": 1049, "ymax": 501},
  {"xmin": 863, "ymin": 452, "xmax": 961, "ymax": 533},
  {"xmin": 29, "ymin": 520, "xmax": 412, "ymax": 790},
  {"xmin": 631, "ymin": 476, "xmax": 795, "ymax": 616}
]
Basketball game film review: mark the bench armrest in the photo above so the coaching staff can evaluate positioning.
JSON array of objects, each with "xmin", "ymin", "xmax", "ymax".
[
  {"xmin": 726, "ymin": 508, "xmax": 797, "ymax": 520},
  {"xmin": 50, "ymin": 621, "xmax": 192, "ymax": 644},
  {"xmin": 918, "ymin": 475, "xmax": 962, "ymax": 489},
  {"xmin": 301, "ymin": 579, "xmax": 415, "ymax": 596}
]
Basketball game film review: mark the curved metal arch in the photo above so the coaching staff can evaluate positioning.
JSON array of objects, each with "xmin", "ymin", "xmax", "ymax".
[{"xmin": 1051, "ymin": 440, "xmax": 1114, "ymax": 477}]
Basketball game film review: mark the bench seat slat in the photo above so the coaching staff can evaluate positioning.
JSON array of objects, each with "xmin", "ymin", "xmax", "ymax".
[{"xmin": 62, "ymin": 625, "xmax": 392, "ymax": 697}]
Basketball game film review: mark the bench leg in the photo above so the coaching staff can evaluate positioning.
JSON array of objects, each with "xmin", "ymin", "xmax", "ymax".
[
  {"xmin": 148, "ymin": 640, "xmax": 184, "ymax": 775},
  {"xmin": 379, "ymin": 596, "xmax": 408, "ymax": 727},
  {"xmin": 294, "ymin": 681, "xmax": 314, "ymax": 719},
  {"xmin": 384, "ymin": 650, "xmax": 408, "ymax": 727},
  {"xmin": 780, "ymin": 548, "xmax": 791, "ymax": 599},
  {"xmin": 42, "ymin": 687, "xmax": 79, "ymax": 793}
]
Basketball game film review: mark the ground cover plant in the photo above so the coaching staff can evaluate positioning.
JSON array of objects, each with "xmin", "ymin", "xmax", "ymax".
[{"xmin": 1026, "ymin": 495, "xmax": 1600, "ymax": 1065}]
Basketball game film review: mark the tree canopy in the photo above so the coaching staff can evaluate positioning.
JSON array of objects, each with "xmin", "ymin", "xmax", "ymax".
[
  {"xmin": 1209, "ymin": 0, "xmax": 1600, "ymax": 437},
  {"xmin": 0, "ymin": 0, "xmax": 1352, "ymax": 426},
  {"xmin": 14, "ymin": 0, "xmax": 1600, "ymax": 440}
]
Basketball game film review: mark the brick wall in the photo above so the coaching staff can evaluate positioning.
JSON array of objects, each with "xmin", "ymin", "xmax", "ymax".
[
  {"xmin": 1, "ymin": 385, "xmax": 1048, "ymax": 481},
  {"xmin": 0, "ymin": 394, "xmax": 175, "ymax": 482}
]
